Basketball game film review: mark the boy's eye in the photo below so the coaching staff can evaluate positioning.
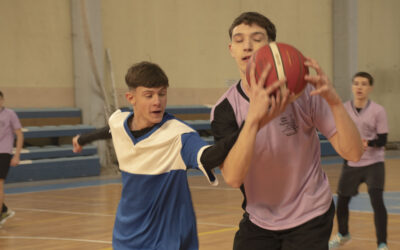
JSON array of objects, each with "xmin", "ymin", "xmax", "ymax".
[{"xmin": 252, "ymin": 34, "xmax": 265, "ymax": 42}]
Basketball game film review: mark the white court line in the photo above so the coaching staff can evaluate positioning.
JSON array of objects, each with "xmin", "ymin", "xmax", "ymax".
[
  {"xmin": 6, "ymin": 182, "xmax": 121, "ymax": 195},
  {"xmin": 13, "ymin": 207, "xmax": 114, "ymax": 217},
  {"xmin": 0, "ymin": 236, "xmax": 111, "ymax": 244},
  {"xmin": 13, "ymin": 208, "xmax": 238, "ymax": 227},
  {"xmin": 7, "ymin": 197, "xmax": 109, "ymax": 207}
]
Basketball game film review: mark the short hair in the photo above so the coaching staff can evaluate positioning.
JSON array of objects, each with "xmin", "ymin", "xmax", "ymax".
[
  {"xmin": 229, "ymin": 12, "xmax": 276, "ymax": 42},
  {"xmin": 352, "ymin": 71, "xmax": 374, "ymax": 86},
  {"xmin": 0, "ymin": 91, "xmax": 3, "ymax": 98},
  {"xmin": 125, "ymin": 61, "xmax": 169, "ymax": 89}
]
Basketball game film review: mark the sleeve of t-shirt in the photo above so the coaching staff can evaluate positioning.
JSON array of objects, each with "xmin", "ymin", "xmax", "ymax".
[
  {"xmin": 180, "ymin": 132, "xmax": 218, "ymax": 186},
  {"xmin": 200, "ymin": 124, "xmax": 243, "ymax": 170},
  {"xmin": 77, "ymin": 125, "xmax": 112, "ymax": 145},
  {"xmin": 310, "ymin": 92, "xmax": 337, "ymax": 139},
  {"xmin": 210, "ymin": 98, "xmax": 240, "ymax": 142},
  {"xmin": 10, "ymin": 111, "xmax": 22, "ymax": 130}
]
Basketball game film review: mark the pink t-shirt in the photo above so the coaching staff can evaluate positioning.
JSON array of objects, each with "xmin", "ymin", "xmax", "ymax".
[
  {"xmin": 211, "ymin": 83, "xmax": 337, "ymax": 230},
  {"xmin": 344, "ymin": 100, "xmax": 388, "ymax": 167},
  {"xmin": 0, "ymin": 108, "xmax": 22, "ymax": 154}
]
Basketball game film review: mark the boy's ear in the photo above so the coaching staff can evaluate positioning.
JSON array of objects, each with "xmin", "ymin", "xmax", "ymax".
[
  {"xmin": 125, "ymin": 90, "xmax": 136, "ymax": 105},
  {"xmin": 228, "ymin": 43, "xmax": 234, "ymax": 57}
]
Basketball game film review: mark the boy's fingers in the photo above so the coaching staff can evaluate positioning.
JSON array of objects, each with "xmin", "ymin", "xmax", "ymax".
[
  {"xmin": 258, "ymin": 63, "xmax": 271, "ymax": 87},
  {"xmin": 249, "ymin": 60, "xmax": 256, "ymax": 86},
  {"xmin": 265, "ymin": 79, "xmax": 286, "ymax": 96}
]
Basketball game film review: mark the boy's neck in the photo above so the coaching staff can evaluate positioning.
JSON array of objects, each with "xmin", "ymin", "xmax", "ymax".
[
  {"xmin": 353, "ymin": 98, "xmax": 369, "ymax": 109},
  {"xmin": 130, "ymin": 116, "xmax": 154, "ymax": 131}
]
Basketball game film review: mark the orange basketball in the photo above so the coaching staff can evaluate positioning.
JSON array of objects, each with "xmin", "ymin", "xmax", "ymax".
[{"xmin": 246, "ymin": 42, "xmax": 308, "ymax": 96}]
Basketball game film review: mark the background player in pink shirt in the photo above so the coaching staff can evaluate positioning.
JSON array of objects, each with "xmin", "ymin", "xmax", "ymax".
[
  {"xmin": 329, "ymin": 72, "xmax": 389, "ymax": 250},
  {"xmin": 211, "ymin": 12, "xmax": 364, "ymax": 250},
  {"xmin": 0, "ymin": 91, "xmax": 24, "ymax": 227}
]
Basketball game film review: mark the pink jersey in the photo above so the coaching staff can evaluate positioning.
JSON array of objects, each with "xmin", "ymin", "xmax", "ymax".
[
  {"xmin": 211, "ymin": 83, "xmax": 337, "ymax": 230},
  {"xmin": 344, "ymin": 100, "xmax": 388, "ymax": 167},
  {"xmin": 0, "ymin": 108, "xmax": 22, "ymax": 154}
]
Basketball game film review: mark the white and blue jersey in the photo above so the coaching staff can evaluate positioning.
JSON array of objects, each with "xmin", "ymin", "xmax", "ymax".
[{"xmin": 109, "ymin": 110, "xmax": 217, "ymax": 250}]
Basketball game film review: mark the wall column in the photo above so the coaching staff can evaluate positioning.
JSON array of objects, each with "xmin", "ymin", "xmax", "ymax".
[
  {"xmin": 333, "ymin": 0, "xmax": 358, "ymax": 101},
  {"xmin": 71, "ymin": 0, "xmax": 108, "ymax": 167}
]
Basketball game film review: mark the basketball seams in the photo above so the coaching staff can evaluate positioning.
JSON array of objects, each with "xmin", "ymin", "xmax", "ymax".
[
  {"xmin": 270, "ymin": 42, "xmax": 287, "ymax": 94},
  {"xmin": 245, "ymin": 42, "xmax": 307, "ymax": 96}
]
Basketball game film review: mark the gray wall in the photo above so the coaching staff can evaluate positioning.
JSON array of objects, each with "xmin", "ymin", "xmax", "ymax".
[{"xmin": 1, "ymin": 0, "xmax": 399, "ymax": 141}]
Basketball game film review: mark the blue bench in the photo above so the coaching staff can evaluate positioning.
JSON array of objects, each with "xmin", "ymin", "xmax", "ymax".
[
  {"xmin": 317, "ymin": 132, "xmax": 338, "ymax": 156},
  {"xmin": 119, "ymin": 105, "xmax": 212, "ymax": 114},
  {"xmin": 8, "ymin": 108, "xmax": 102, "ymax": 183},
  {"xmin": 14, "ymin": 108, "xmax": 82, "ymax": 119},
  {"xmin": 20, "ymin": 145, "xmax": 98, "ymax": 160},
  {"xmin": 6, "ymin": 155, "xmax": 101, "ymax": 183},
  {"xmin": 185, "ymin": 120, "xmax": 211, "ymax": 131},
  {"xmin": 22, "ymin": 124, "xmax": 96, "ymax": 138},
  {"xmin": 121, "ymin": 105, "xmax": 212, "ymax": 120},
  {"xmin": 166, "ymin": 105, "xmax": 211, "ymax": 114}
]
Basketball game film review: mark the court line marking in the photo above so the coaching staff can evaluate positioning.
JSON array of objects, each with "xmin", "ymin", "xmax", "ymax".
[
  {"xmin": 12, "ymin": 207, "xmax": 115, "ymax": 217},
  {"xmin": 10, "ymin": 208, "xmax": 245, "ymax": 226},
  {"xmin": 0, "ymin": 236, "xmax": 111, "ymax": 244},
  {"xmin": 1, "ymin": 233, "xmax": 398, "ymax": 247}
]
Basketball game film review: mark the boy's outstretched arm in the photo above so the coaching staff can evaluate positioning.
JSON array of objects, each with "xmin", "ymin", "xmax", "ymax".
[{"xmin": 72, "ymin": 125, "xmax": 112, "ymax": 153}]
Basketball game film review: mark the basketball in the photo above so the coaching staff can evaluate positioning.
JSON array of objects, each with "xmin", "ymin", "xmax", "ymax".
[{"xmin": 246, "ymin": 42, "xmax": 309, "ymax": 96}]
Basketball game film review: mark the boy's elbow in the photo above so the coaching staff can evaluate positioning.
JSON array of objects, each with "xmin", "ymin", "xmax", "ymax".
[
  {"xmin": 353, "ymin": 150, "xmax": 363, "ymax": 162},
  {"xmin": 226, "ymin": 180, "xmax": 242, "ymax": 188},
  {"xmin": 220, "ymin": 165, "xmax": 244, "ymax": 188},
  {"xmin": 223, "ymin": 176, "xmax": 243, "ymax": 188},
  {"xmin": 346, "ymin": 148, "xmax": 363, "ymax": 162}
]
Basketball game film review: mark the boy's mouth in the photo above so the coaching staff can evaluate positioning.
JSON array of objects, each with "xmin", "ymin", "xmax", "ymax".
[{"xmin": 242, "ymin": 56, "xmax": 251, "ymax": 61}]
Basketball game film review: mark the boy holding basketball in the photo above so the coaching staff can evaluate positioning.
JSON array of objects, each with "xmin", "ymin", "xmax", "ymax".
[
  {"xmin": 329, "ymin": 72, "xmax": 389, "ymax": 250},
  {"xmin": 211, "ymin": 12, "xmax": 363, "ymax": 249},
  {"xmin": 0, "ymin": 91, "xmax": 24, "ymax": 227},
  {"xmin": 73, "ymin": 60, "xmax": 286, "ymax": 249}
]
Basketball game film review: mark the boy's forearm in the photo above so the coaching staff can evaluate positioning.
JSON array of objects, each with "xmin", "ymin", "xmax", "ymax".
[
  {"xmin": 330, "ymin": 102, "xmax": 363, "ymax": 161},
  {"xmin": 220, "ymin": 118, "xmax": 259, "ymax": 188},
  {"xmin": 78, "ymin": 126, "xmax": 111, "ymax": 145},
  {"xmin": 14, "ymin": 129, "xmax": 24, "ymax": 157}
]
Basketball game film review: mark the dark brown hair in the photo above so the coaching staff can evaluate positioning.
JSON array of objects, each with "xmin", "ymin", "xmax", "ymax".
[
  {"xmin": 229, "ymin": 12, "xmax": 276, "ymax": 42},
  {"xmin": 353, "ymin": 71, "xmax": 374, "ymax": 86},
  {"xmin": 125, "ymin": 61, "xmax": 169, "ymax": 89}
]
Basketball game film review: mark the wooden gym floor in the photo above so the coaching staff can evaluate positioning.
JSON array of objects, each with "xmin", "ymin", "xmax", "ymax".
[{"xmin": 1, "ymin": 154, "xmax": 400, "ymax": 250}]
